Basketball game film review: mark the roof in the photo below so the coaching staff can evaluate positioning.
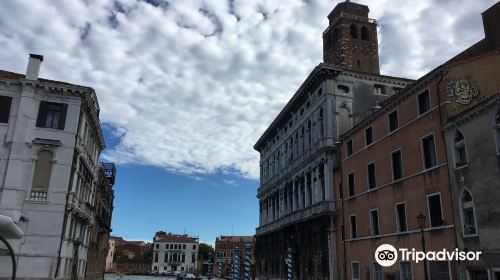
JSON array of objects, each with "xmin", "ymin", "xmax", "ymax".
[
  {"xmin": 216, "ymin": 236, "xmax": 255, "ymax": 243},
  {"xmin": 0, "ymin": 69, "xmax": 106, "ymax": 150},
  {"xmin": 154, "ymin": 233, "xmax": 198, "ymax": 243},
  {"xmin": 0, "ymin": 70, "xmax": 92, "ymax": 89},
  {"xmin": 253, "ymin": 63, "xmax": 412, "ymax": 151}
]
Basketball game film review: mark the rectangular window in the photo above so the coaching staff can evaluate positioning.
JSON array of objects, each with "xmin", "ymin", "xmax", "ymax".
[
  {"xmin": 370, "ymin": 209, "xmax": 379, "ymax": 235},
  {"xmin": 367, "ymin": 162, "xmax": 376, "ymax": 189},
  {"xmin": 391, "ymin": 150, "xmax": 403, "ymax": 180},
  {"xmin": 388, "ymin": 110, "xmax": 398, "ymax": 132},
  {"xmin": 374, "ymin": 84, "xmax": 385, "ymax": 95},
  {"xmin": 396, "ymin": 202, "xmax": 407, "ymax": 232},
  {"xmin": 347, "ymin": 140, "xmax": 353, "ymax": 157},
  {"xmin": 193, "ymin": 244, "xmax": 196, "ymax": 250},
  {"xmin": 429, "ymin": 261, "xmax": 450, "ymax": 280},
  {"xmin": 156, "ymin": 244, "xmax": 159, "ymax": 249},
  {"xmin": 373, "ymin": 262, "xmax": 383, "ymax": 280},
  {"xmin": 154, "ymin": 253, "xmax": 158, "ymax": 262},
  {"xmin": 350, "ymin": 215, "xmax": 357, "ymax": 239},
  {"xmin": 365, "ymin": 127, "xmax": 373, "ymax": 146},
  {"xmin": 428, "ymin": 193, "xmax": 444, "ymax": 227},
  {"xmin": 0, "ymin": 96, "xmax": 13, "ymax": 123},
  {"xmin": 351, "ymin": 262, "xmax": 360, "ymax": 280},
  {"xmin": 422, "ymin": 134, "xmax": 437, "ymax": 169},
  {"xmin": 36, "ymin": 101, "xmax": 68, "ymax": 130},
  {"xmin": 400, "ymin": 262, "xmax": 412, "ymax": 280},
  {"xmin": 348, "ymin": 173, "xmax": 355, "ymax": 197},
  {"xmin": 418, "ymin": 90, "xmax": 431, "ymax": 115}
]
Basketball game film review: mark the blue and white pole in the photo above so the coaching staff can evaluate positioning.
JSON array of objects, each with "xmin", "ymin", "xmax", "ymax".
[
  {"xmin": 208, "ymin": 251, "xmax": 212, "ymax": 279},
  {"xmin": 286, "ymin": 247, "xmax": 293, "ymax": 280},
  {"xmin": 234, "ymin": 245, "xmax": 241, "ymax": 280},
  {"xmin": 244, "ymin": 243, "xmax": 251, "ymax": 280},
  {"xmin": 217, "ymin": 254, "xmax": 222, "ymax": 279}
]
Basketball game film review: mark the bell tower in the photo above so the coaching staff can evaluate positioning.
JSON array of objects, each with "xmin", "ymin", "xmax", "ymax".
[{"xmin": 323, "ymin": 0, "xmax": 380, "ymax": 74}]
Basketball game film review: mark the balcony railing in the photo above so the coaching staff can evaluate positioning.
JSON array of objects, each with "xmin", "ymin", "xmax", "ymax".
[
  {"xmin": 256, "ymin": 201, "xmax": 335, "ymax": 235},
  {"xmin": 30, "ymin": 190, "xmax": 48, "ymax": 202}
]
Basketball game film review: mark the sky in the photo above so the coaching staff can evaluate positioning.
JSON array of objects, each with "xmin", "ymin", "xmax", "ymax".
[{"xmin": 0, "ymin": 0, "xmax": 495, "ymax": 244}]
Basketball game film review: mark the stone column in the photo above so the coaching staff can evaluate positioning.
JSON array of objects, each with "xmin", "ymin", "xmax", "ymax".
[
  {"xmin": 297, "ymin": 177, "xmax": 303, "ymax": 210},
  {"xmin": 304, "ymin": 173, "xmax": 310, "ymax": 208},
  {"xmin": 324, "ymin": 158, "xmax": 333, "ymax": 201}
]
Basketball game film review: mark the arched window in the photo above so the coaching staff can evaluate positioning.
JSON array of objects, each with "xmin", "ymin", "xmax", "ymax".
[
  {"xmin": 361, "ymin": 26, "xmax": 369, "ymax": 40},
  {"xmin": 32, "ymin": 150, "xmax": 53, "ymax": 191},
  {"xmin": 461, "ymin": 189, "xmax": 477, "ymax": 236},
  {"xmin": 494, "ymin": 109, "xmax": 500, "ymax": 154},
  {"xmin": 350, "ymin": 24, "xmax": 358, "ymax": 39},
  {"xmin": 453, "ymin": 130, "xmax": 467, "ymax": 168}
]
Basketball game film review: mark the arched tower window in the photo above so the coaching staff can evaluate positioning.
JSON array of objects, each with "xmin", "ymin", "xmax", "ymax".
[
  {"xmin": 453, "ymin": 130, "xmax": 467, "ymax": 168},
  {"xmin": 494, "ymin": 109, "xmax": 500, "ymax": 154},
  {"xmin": 361, "ymin": 26, "xmax": 369, "ymax": 40},
  {"xmin": 32, "ymin": 150, "xmax": 53, "ymax": 191},
  {"xmin": 461, "ymin": 189, "xmax": 477, "ymax": 236},
  {"xmin": 350, "ymin": 24, "xmax": 358, "ymax": 39}
]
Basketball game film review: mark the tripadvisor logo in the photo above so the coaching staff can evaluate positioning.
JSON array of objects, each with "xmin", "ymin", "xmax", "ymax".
[{"xmin": 375, "ymin": 244, "xmax": 482, "ymax": 267}]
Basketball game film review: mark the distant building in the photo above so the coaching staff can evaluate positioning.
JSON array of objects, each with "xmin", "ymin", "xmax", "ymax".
[
  {"xmin": 441, "ymin": 3, "xmax": 500, "ymax": 278},
  {"xmin": 151, "ymin": 231, "xmax": 199, "ymax": 274},
  {"xmin": 214, "ymin": 235, "xmax": 255, "ymax": 278},
  {"xmin": 106, "ymin": 237, "xmax": 152, "ymax": 274},
  {"xmin": 85, "ymin": 163, "xmax": 116, "ymax": 280},
  {"xmin": 0, "ymin": 54, "xmax": 106, "ymax": 280},
  {"xmin": 253, "ymin": 1, "xmax": 411, "ymax": 279},
  {"xmin": 105, "ymin": 236, "xmax": 119, "ymax": 272}
]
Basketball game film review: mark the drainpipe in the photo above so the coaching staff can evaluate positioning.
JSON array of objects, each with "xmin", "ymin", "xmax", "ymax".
[
  {"xmin": 334, "ymin": 142, "xmax": 346, "ymax": 280},
  {"xmin": 435, "ymin": 68, "xmax": 461, "ymax": 278}
]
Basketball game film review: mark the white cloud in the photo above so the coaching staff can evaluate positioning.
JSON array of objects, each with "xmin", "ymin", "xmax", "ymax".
[{"xmin": 0, "ymin": 0, "xmax": 494, "ymax": 180}]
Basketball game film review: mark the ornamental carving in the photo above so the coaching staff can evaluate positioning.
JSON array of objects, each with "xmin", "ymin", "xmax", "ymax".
[{"xmin": 445, "ymin": 78, "xmax": 479, "ymax": 111}]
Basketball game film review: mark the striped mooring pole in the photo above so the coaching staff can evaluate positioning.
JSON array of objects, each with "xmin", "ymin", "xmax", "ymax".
[
  {"xmin": 244, "ymin": 243, "xmax": 252, "ymax": 280},
  {"xmin": 286, "ymin": 246, "xmax": 293, "ymax": 280},
  {"xmin": 231, "ymin": 260, "xmax": 235, "ymax": 280},
  {"xmin": 217, "ymin": 255, "xmax": 222, "ymax": 279},
  {"xmin": 208, "ymin": 251, "xmax": 212, "ymax": 278},
  {"xmin": 234, "ymin": 245, "xmax": 241, "ymax": 280}
]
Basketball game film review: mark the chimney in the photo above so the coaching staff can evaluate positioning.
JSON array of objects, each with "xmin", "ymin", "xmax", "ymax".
[{"xmin": 25, "ymin": 53, "xmax": 43, "ymax": 80}]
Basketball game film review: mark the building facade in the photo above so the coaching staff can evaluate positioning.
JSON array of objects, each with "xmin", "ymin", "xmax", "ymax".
[
  {"xmin": 214, "ymin": 235, "xmax": 255, "ymax": 278},
  {"xmin": 254, "ymin": 2, "xmax": 411, "ymax": 279},
  {"xmin": 85, "ymin": 163, "xmax": 116, "ymax": 280},
  {"xmin": 441, "ymin": 3, "xmax": 500, "ymax": 279},
  {"xmin": 151, "ymin": 231, "xmax": 199, "ymax": 274},
  {"xmin": 0, "ymin": 54, "xmax": 106, "ymax": 280},
  {"xmin": 334, "ymin": 67, "xmax": 459, "ymax": 280}
]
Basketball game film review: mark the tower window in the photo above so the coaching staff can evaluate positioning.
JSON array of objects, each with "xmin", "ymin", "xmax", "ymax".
[
  {"xmin": 361, "ymin": 27, "xmax": 369, "ymax": 41},
  {"xmin": 350, "ymin": 24, "xmax": 358, "ymax": 39}
]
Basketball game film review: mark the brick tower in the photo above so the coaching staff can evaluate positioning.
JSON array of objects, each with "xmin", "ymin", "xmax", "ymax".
[{"xmin": 323, "ymin": 0, "xmax": 380, "ymax": 74}]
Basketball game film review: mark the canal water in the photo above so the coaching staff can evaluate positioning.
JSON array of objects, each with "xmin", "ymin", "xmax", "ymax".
[{"xmin": 105, "ymin": 275, "xmax": 176, "ymax": 280}]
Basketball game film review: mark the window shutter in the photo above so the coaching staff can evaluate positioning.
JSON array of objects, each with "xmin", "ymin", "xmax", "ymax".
[
  {"xmin": 36, "ymin": 101, "xmax": 48, "ymax": 127},
  {"xmin": 58, "ymin": 103, "xmax": 68, "ymax": 130},
  {"xmin": 0, "ymin": 96, "xmax": 12, "ymax": 123}
]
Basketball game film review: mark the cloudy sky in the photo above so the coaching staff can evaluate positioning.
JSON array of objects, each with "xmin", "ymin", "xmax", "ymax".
[{"xmin": 0, "ymin": 0, "xmax": 494, "ymax": 241}]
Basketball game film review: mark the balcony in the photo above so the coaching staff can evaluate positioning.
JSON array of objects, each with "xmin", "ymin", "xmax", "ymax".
[
  {"xmin": 29, "ymin": 190, "xmax": 48, "ymax": 202},
  {"xmin": 256, "ymin": 201, "xmax": 335, "ymax": 235}
]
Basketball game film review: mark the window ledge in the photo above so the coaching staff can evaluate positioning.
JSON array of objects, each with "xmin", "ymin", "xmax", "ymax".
[{"xmin": 454, "ymin": 164, "xmax": 468, "ymax": 170}]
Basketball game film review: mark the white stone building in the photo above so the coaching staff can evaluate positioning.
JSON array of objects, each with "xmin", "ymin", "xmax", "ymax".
[
  {"xmin": 0, "ymin": 54, "xmax": 105, "ymax": 280},
  {"xmin": 151, "ymin": 231, "xmax": 199, "ymax": 274}
]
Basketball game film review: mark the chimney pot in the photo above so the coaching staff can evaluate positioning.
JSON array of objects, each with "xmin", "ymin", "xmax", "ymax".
[{"xmin": 26, "ymin": 53, "xmax": 43, "ymax": 80}]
